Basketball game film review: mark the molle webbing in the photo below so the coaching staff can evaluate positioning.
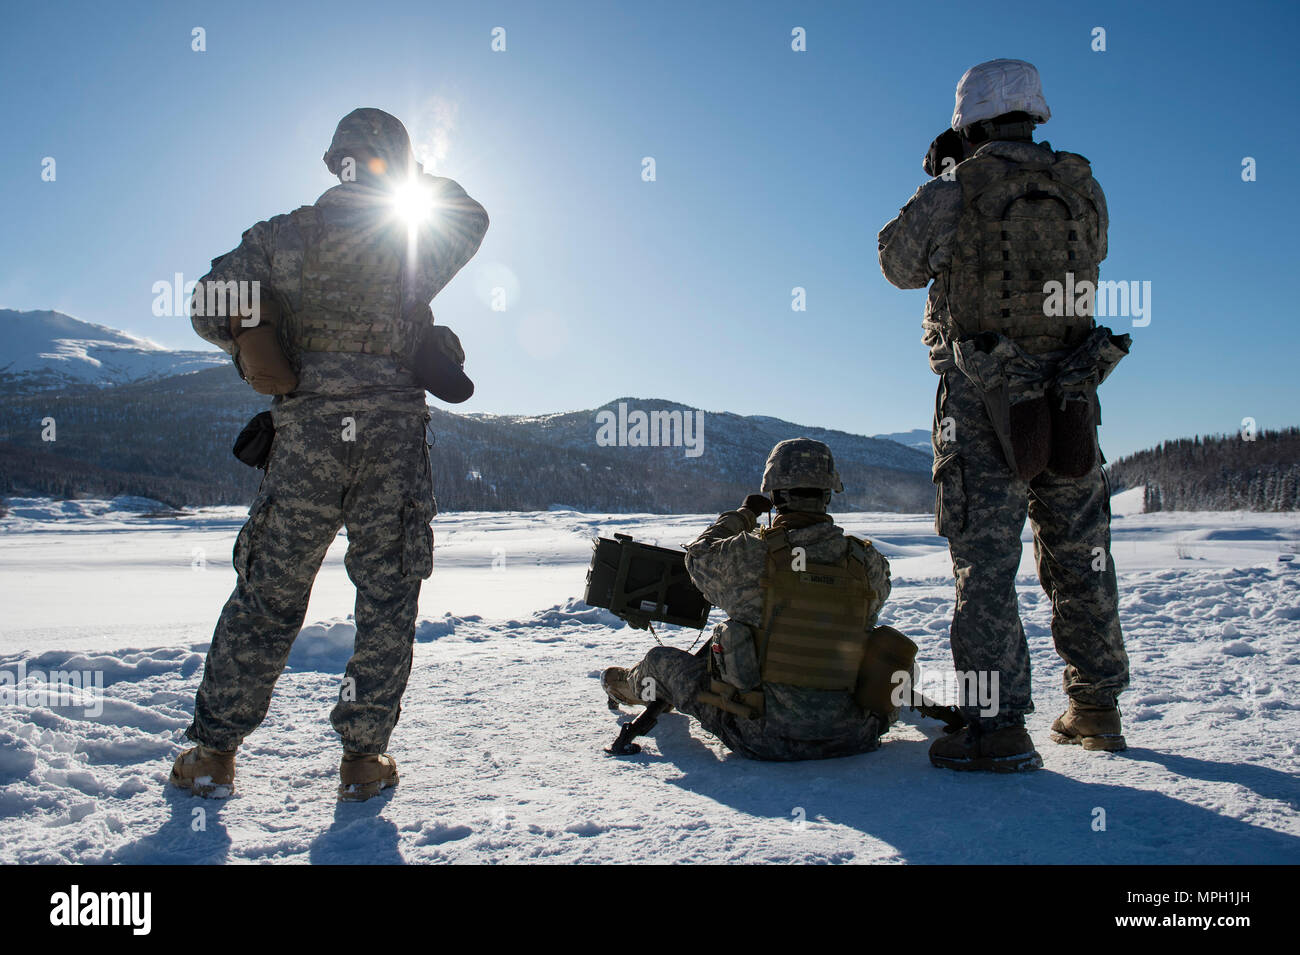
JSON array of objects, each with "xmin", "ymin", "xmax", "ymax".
[
  {"xmin": 290, "ymin": 206, "xmax": 407, "ymax": 356},
  {"xmin": 755, "ymin": 530, "xmax": 874, "ymax": 691},
  {"xmin": 949, "ymin": 151, "xmax": 1101, "ymax": 355}
]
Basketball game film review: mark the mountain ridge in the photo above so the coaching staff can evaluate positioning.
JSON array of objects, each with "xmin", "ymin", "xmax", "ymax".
[
  {"xmin": 0, "ymin": 308, "xmax": 227, "ymax": 393},
  {"xmin": 0, "ymin": 367, "xmax": 934, "ymax": 513}
]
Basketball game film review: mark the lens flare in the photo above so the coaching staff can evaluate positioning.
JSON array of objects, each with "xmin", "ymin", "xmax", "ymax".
[{"xmin": 391, "ymin": 178, "xmax": 435, "ymax": 226}]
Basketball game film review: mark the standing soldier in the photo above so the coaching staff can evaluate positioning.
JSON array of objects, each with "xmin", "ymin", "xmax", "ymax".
[
  {"xmin": 602, "ymin": 439, "xmax": 898, "ymax": 761},
  {"xmin": 171, "ymin": 108, "xmax": 488, "ymax": 800},
  {"xmin": 878, "ymin": 60, "xmax": 1131, "ymax": 772}
]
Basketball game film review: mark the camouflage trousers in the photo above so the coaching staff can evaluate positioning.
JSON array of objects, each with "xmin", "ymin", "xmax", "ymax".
[
  {"xmin": 186, "ymin": 409, "xmax": 435, "ymax": 754},
  {"xmin": 932, "ymin": 369, "xmax": 1129, "ymax": 727},
  {"xmin": 630, "ymin": 646, "xmax": 881, "ymax": 761}
]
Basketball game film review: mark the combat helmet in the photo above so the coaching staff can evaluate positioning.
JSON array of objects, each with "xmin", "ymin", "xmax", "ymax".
[
  {"xmin": 761, "ymin": 438, "xmax": 844, "ymax": 498},
  {"xmin": 323, "ymin": 108, "xmax": 418, "ymax": 180},
  {"xmin": 951, "ymin": 59, "xmax": 1051, "ymax": 132}
]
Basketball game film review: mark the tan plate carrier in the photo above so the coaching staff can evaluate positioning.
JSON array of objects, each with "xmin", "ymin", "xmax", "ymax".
[{"xmin": 698, "ymin": 528, "xmax": 884, "ymax": 720}]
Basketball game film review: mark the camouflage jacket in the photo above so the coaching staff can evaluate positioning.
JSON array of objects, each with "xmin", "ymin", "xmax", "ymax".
[
  {"xmin": 877, "ymin": 140, "xmax": 1108, "ymax": 372},
  {"xmin": 192, "ymin": 176, "xmax": 488, "ymax": 423},
  {"xmin": 684, "ymin": 508, "xmax": 892, "ymax": 749},
  {"xmin": 685, "ymin": 509, "xmax": 891, "ymax": 629}
]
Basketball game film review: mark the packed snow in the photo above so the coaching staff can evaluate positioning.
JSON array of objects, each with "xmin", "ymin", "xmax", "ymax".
[{"xmin": 1, "ymin": 495, "xmax": 1297, "ymax": 864}]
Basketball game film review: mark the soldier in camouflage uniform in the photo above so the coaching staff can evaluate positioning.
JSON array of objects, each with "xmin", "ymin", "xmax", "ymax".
[
  {"xmin": 603, "ymin": 439, "xmax": 895, "ymax": 761},
  {"xmin": 878, "ymin": 60, "xmax": 1130, "ymax": 772},
  {"xmin": 170, "ymin": 108, "xmax": 488, "ymax": 800}
]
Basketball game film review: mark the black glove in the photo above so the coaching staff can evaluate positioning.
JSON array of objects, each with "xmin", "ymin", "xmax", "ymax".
[
  {"xmin": 741, "ymin": 494, "xmax": 773, "ymax": 516},
  {"xmin": 410, "ymin": 321, "xmax": 474, "ymax": 403},
  {"xmin": 923, "ymin": 128, "xmax": 966, "ymax": 177}
]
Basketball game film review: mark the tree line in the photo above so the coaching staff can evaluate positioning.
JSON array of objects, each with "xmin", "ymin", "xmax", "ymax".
[{"xmin": 1107, "ymin": 427, "xmax": 1300, "ymax": 512}]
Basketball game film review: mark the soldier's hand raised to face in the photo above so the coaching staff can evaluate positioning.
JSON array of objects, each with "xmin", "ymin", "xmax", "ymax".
[{"xmin": 741, "ymin": 494, "xmax": 773, "ymax": 516}]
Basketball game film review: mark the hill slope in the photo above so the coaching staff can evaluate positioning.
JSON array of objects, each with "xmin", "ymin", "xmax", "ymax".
[
  {"xmin": 0, "ymin": 368, "xmax": 933, "ymax": 512},
  {"xmin": 0, "ymin": 309, "xmax": 226, "ymax": 393}
]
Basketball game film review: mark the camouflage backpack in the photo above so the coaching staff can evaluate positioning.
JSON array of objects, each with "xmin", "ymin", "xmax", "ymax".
[{"xmin": 945, "ymin": 148, "xmax": 1102, "ymax": 355}]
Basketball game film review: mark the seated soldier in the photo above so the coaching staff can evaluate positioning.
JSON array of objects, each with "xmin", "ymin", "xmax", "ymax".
[{"xmin": 602, "ymin": 438, "xmax": 902, "ymax": 761}]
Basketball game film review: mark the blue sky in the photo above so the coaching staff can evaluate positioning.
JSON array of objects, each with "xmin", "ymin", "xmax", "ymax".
[{"xmin": 2, "ymin": 0, "xmax": 1296, "ymax": 457}]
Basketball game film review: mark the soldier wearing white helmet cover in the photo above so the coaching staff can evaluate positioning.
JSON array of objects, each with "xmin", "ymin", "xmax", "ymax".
[{"xmin": 879, "ymin": 60, "xmax": 1132, "ymax": 773}]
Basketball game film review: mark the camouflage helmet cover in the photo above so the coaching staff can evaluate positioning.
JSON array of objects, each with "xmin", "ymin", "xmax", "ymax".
[
  {"xmin": 760, "ymin": 438, "xmax": 844, "ymax": 493},
  {"xmin": 323, "ymin": 108, "xmax": 416, "ymax": 177}
]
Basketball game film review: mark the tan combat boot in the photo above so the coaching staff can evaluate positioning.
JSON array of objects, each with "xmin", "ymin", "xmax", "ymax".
[
  {"xmin": 929, "ymin": 724, "xmax": 1043, "ymax": 773},
  {"xmin": 601, "ymin": 667, "xmax": 643, "ymax": 707},
  {"xmin": 169, "ymin": 744, "xmax": 237, "ymax": 798},
  {"xmin": 1051, "ymin": 701, "xmax": 1127, "ymax": 752},
  {"xmin": 338, "ymin": 753, "xmax": 399, "ymax": 802}
]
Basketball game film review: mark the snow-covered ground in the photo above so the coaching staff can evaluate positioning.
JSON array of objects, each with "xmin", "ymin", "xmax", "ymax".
[{"xmin": 1, "ymin": 493, "xmax": 1297, "ymax": 864}]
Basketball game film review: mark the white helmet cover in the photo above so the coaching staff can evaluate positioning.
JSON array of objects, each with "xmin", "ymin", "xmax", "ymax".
[{"xmin": 952, "ymin": 58, "xmax": 1051, "ymax": 131}]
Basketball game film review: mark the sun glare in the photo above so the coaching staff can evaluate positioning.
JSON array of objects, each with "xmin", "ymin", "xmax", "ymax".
[{"xmin": 392, "ymin": 178, "xmax": 436, "ymax": 227}]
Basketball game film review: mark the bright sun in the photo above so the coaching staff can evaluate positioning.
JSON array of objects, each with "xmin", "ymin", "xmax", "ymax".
[{"xmin": 391, "ymin": 178, "xmax": 436, "ymax": 226}]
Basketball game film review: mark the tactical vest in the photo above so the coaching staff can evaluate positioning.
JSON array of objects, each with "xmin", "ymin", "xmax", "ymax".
[
  {"xmin": 285, "ymin": 205, "xmax": 412, "ymax": 358},
  {"xmin": 701, "ymin": 528, "xmax": 877, "ymax": 721},
  {"xmin": 946, "ymin": 149, "xmax": 1102, "ymax": 355},
  {"xmin": 755, "ymin": 528, "xmax": 875, "ymax": 689}
]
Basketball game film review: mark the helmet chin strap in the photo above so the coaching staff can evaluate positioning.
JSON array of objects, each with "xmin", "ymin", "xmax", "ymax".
[
  {"xmin": 772, "ymin": 488, "xmax": 833, "ymax": 516},
  {"xmin": 964, "ymin": 118, "xmax": 1037, "ymax": 146}
]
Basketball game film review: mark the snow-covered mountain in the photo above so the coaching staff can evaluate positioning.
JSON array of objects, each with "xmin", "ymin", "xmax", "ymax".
[
  {"xmin": 0, "ymin": 366, "xmax": 936, "ymax": 512},
  {"xmin": 0, "ymin": 309, "xmax": 226, "ymax": 392},
  {"xmin": 466, "ymin": 400, "xmax": 931, "ymax": 476},
  {"xmin": 0, "ymin": 312, "xmax": 935, "ymax": 511},
  {"xmin": 873, "ymin": 428, "xmax": 932, "ymax": 453}
]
